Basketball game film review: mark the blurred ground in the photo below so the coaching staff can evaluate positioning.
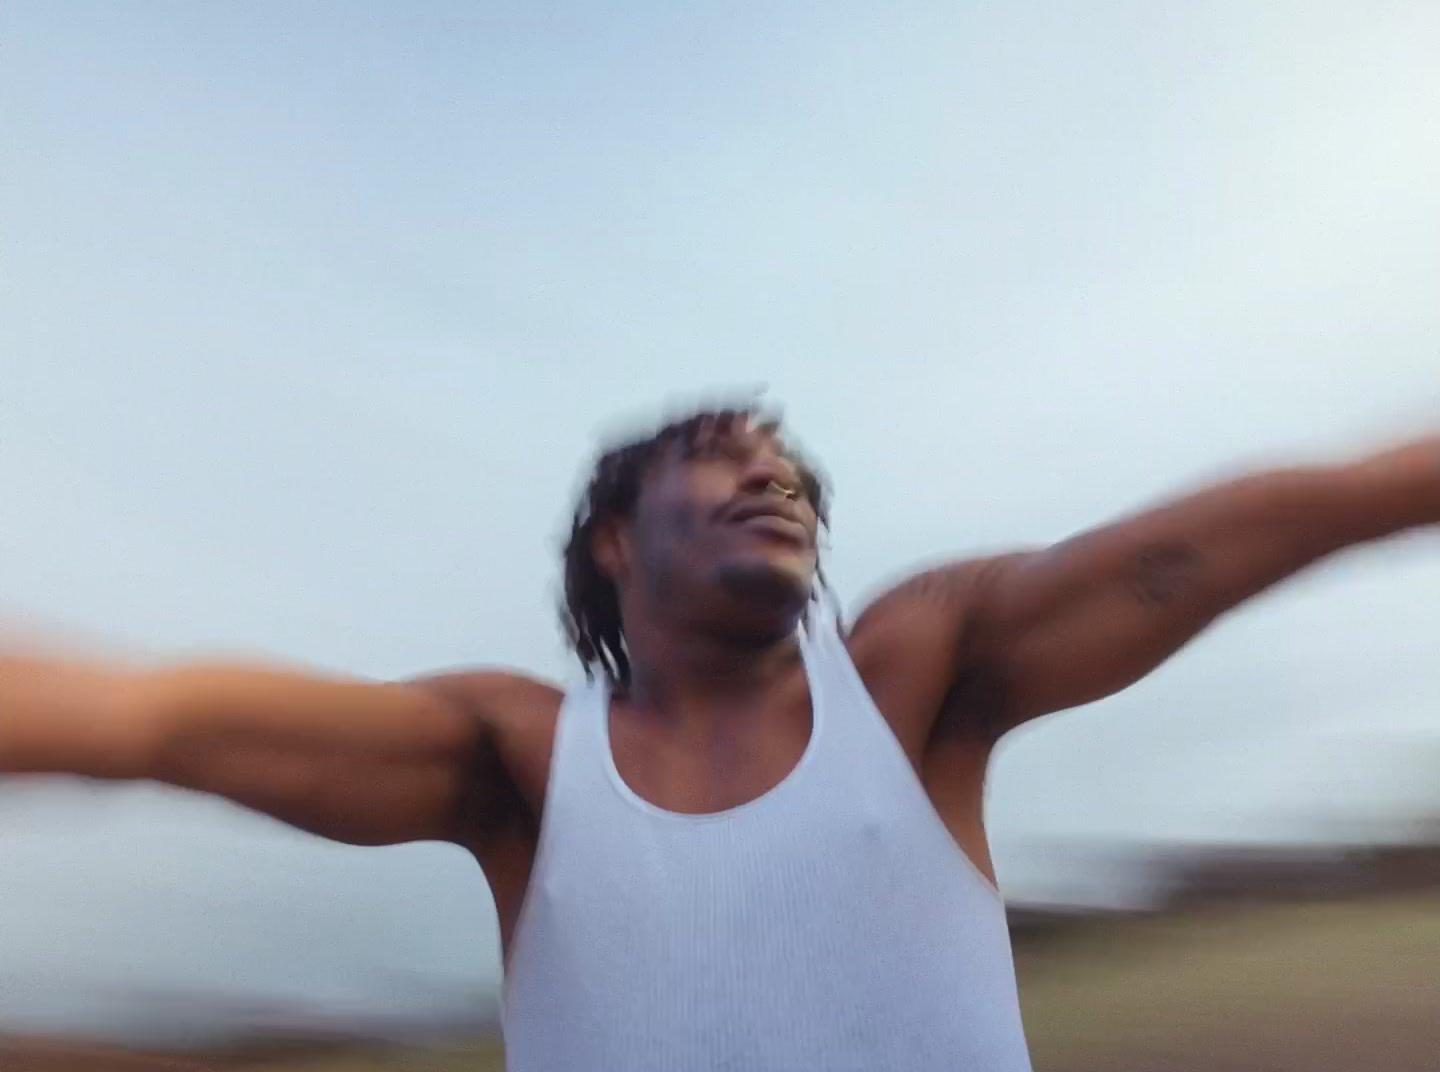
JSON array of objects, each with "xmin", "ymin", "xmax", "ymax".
[
  {"xmin": 1017, "ymin": 895, "xmax": 1437, "ymax": 1071},
  {"xmin": 5, "ymin": 894, "xmax": 1435, "ymax": 1072}
]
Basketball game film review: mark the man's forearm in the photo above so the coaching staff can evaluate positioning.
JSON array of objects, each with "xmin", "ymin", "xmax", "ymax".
[
  {"xmin": 988, "ymin": 433, "xmax": 1438, "ymax": 629},
  {"xmin": 0, "ymin": 646, "xmax": 501, "ymax": 845},
  {"xmin": 1338, "ymin": 434, "xmax": 1440, "ymax": 542},
  {"xmin": 0, "ymin": 651, "xmax": 154, "ymax": 779},
  {"xmin": 1086, "ymin": 431, "xmax": 1439, "ymax": 603}
]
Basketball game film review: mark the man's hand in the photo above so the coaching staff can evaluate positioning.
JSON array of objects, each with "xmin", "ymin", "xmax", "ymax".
[
  {"xmin": 860, "ymin": 434, "xmax": 1439, "ymax": 739},
  {"xmin": 0, "ymin": 645, "xmax": 520, "ymax": 846}
]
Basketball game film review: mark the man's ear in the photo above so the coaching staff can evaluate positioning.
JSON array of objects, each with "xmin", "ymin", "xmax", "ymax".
[{"xmin": 590, "ymin": 520, "xmax": 629, "ymax": 583}]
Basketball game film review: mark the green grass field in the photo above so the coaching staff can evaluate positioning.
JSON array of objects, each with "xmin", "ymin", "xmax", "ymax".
[{"xmin": 8, "ymin": 895, "xmax": 1436, "ymax": 1071}]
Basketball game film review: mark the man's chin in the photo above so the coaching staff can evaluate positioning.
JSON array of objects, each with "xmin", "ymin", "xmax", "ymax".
[{"xmin": 716, "ymin": 558, "xmax": 815, "ymax": 614}]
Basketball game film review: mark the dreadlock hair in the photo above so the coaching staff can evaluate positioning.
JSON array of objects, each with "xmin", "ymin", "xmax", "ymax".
[{"xmin": 560, "ymin": 402, "xmax": 831, "ymax": 690}]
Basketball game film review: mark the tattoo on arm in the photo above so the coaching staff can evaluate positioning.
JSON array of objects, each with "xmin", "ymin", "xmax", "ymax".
[
  {"xmin": 894, "ymin": 559, "xmax": 1013, "ymax": 613},
  {"xmin": 1124, "ymin": 542, "xmax": 1207, "ymax": 608},
  {"xmin": 897, "ymin": 568, "xmax": 969, "ymax": 606}
]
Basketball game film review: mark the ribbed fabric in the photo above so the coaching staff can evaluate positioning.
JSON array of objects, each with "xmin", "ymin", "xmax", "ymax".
[{"xmin": 501, "ymin": 608, "xmax": 1033, "ymax": 1071}]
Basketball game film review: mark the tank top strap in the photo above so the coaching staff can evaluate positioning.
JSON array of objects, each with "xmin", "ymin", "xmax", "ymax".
[
  {"xmin": 539, "ymin": 671, "xmax": 614, "ymax": 818},
  {"xmin": 798, "ymin": 597, "xmax": 879, "ymax": 733}
]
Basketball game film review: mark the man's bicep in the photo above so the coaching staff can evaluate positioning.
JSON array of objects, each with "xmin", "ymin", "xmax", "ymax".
[
  {"xmin": 962, "ymin": 478, "xmax": 1323, "ymax": 728},
  {"xmin": 146, "ymin": 667, "xmax": 510, "ymax": 846},
  {"xmin": 846, "ymin": 558, "xmax": 1023, "ymax": 744},
  {"xmin": 882, "ymin": 449, "xmax": 1432, "ymax": 735},
  {"xmin": 851, "ymin": 532, "xmax": 1223, "ymax": 739},
  {"xmin": 970, "ymin": 553, "xmax": 1217, "ymax": 729}
]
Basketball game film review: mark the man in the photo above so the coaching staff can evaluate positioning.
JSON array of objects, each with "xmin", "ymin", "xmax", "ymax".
[{"xmin": 2, "ymin": 403, "xmax": 1437, "ymax": 1070}]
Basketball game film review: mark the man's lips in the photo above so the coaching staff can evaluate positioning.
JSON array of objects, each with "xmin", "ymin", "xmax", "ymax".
[
  {"xmin": 724, "ymin": 501, "xmax": 811, "ymax": 546},
  {"xmin": 734, "ymin": 513, "xmax": 810, "ymax": 544},
  {"xmin": 725, "ymin": 498, "xmax": 802, "ymax": 524}
]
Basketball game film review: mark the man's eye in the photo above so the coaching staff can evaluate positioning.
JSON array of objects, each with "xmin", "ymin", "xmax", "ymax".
[{"xmin": 693, "ymin": 439, "xmax": 742, "ymax": 462}]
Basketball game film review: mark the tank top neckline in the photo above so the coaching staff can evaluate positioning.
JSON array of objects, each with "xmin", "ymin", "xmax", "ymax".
[{"xmin": 597, "ymin": 623, "xmax": 829, "ymax": 824}]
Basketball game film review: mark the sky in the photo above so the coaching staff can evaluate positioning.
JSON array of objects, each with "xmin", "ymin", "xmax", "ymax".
[{"xmin": 2, "ymin": 0, "xmax": 1437, "ymax": 1043}]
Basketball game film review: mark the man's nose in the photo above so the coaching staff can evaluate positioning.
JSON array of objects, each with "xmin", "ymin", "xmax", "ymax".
[{"xmin": 739, "ymin": 454, "xmax": 799, "ymax": 498}]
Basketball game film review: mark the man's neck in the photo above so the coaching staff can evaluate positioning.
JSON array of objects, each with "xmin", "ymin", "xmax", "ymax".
[{"xmin": 621, "ymin": 624, "xmax": 802, "ymax": 721}]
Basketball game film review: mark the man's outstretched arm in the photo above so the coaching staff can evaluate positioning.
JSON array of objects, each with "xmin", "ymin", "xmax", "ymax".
[
  {"xmin": 0, "ymin": 647, "xmax": 517, "ymax": 846},
  {"xmin": 866, "ymin": 434, "xmax": 1439, "ymax": 738}
]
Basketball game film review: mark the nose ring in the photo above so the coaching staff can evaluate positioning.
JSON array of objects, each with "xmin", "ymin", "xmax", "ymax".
[{"xmin": 769, "ymin": 480, "xmax": 798, "ymax": 501}]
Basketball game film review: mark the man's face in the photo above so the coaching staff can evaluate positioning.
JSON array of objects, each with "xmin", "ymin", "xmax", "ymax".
[{"xmin": 611, "ymin": 418, "xmax": 821, "ymax": 637}]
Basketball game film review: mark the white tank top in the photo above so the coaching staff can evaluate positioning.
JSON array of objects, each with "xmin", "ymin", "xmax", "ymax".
[{"xmin": 501, "ymin": 609, "xmax": 1034, "ymax": 1071}]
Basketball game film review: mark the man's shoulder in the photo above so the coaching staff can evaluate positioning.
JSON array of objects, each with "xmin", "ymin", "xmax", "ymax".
[
  {"xmin": 408, "ymin": 667, "xmax": 565, "ymax": 729},
  {"xmin": 409, "ymin": 668, "xmax": 564, "ymax": 826},
  {"xmin": 841, "ymin": 555, "xmax": 1024, "ymax": 747},
  {"xmin": 845, "ymin": 557, "xmax": 997, "ymax": 652}
]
